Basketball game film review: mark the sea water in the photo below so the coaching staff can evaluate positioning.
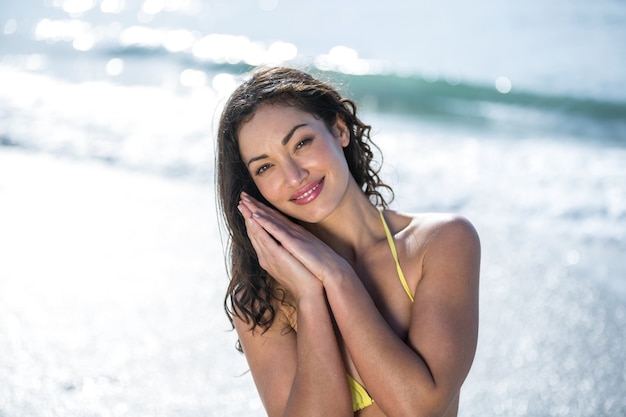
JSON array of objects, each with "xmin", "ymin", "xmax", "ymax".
[{"xmin": 0, "ymin": 1, "xmax": 625, "ymax": 416}]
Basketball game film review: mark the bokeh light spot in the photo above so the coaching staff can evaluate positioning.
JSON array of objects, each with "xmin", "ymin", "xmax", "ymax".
[
  {"xmin": 315, "ymin": 46, "xmax": 371, "ymax": 75},
  {"xmin": 73, "ymin": 33, "xmax": 95, "ymax": 51},
  {"xmin": 163, "ymin": 29, "xmax": 195, "ymax": 52},
  {"xmin": 61, "ymin": 0, "xmax": 96, "ymax": 16},
  {"xmin": 496, "ymin": 76, "xmax": 512, "ymax": 94},
  {"xmin": 211, "ymin": 73, "xmax": 238, "ymax": 96},
  {"xmin": 179, "ymin": 69, "xmax": 206, "ymax": 87},
  {"xmin": 142, "ymin": 0, "xmax": 165, "ymax": 15},
  {"xmin": 120, "ymin": 25, "xmax": 162, "ymax": 48},
  {"xmin": 105, "ymin": 58, "xmax": 124, "ymax": 76},
  {"xmin": 267, "ymin": 41, "xmax": 297, "ymax": 63},
  {"xmin": 101, "ymin": 0, "xmax": 125, "ymax": 14},
  {"xmin": 563, "ymin": 250, "xmax": 580, "ymax": 266},
  {"xmin": 3, "ymin": 18, "xmax": 17, "ymax": 35}
]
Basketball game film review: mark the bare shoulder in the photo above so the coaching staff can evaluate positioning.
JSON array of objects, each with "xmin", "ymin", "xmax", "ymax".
[
  {"xmin": 416, "ymin": 213, "xmax": 479, "ymax": 248},
  {"xmin": 406, "ymin": 212, "xmax": 481, "ymax": 292},
  {"xmin": 390, "ymin": 210, "xmax": 480, "ymax": 253}
]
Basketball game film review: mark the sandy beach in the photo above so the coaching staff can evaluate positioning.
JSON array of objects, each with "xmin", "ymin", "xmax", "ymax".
[
  {"xmin": 1, "ymin": 146, "xmax": 625, "ymax": 416},
  {"xmin": 2, "ymin": 0, "xmax": 625, "ymax": 414},
  {"xmin": 0, "ymin": 148, "xmax": 261, "ymax": 416}
]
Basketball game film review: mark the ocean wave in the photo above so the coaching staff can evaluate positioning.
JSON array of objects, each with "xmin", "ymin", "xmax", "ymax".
[{"xmin": 101, "ymin": 45, "xmax": 626, "ymax": 141}]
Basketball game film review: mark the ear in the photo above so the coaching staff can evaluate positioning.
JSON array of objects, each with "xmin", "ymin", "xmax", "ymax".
[{"xmin": 333, "ymin": 115, "xmax": 350, "ymax": 148}]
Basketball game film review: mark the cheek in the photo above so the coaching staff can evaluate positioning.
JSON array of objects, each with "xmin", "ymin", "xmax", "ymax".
[{"xmin": 252, "ymin": 177, "xmax": 281, "ymax": 204}]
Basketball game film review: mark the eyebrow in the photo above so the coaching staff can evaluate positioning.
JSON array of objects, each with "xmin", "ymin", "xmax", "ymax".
[
  {"xmin": 246, "ymin": 123, "xmax": 308, "ymax": 167},
  {"xmin": 282, "ymin": 123, "xmax": 308, "ymax": 145}
]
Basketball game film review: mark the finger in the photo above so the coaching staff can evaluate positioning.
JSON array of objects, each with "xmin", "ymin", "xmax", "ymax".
[
  {"xmin": 239, "ymin": 201, "xmax": 298, "ymax": 246},
  {"xmin": 250, "ymin": 209, "xmax": 308, "ymax": 249},
  {"xmin": 239, "ymin": 203, "xmax": 272, "ymax": 256},
  {"xmin": 245, "ymin": 215, "xmax": 314, "ymax": 284},
  {"xmin": 240, "ymin": 192, "xmax": 290, "ymax": 222},
  {"xmin": 239, "ymin": 194, "xmax": 346, "ymax": 282},
  {"xmin": 237, "ymin": 201, "xmax": 253, "ymax": 219}
]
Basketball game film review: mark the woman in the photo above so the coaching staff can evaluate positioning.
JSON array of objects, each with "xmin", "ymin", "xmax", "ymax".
[{"xmin": 217, "ymin": 66, "xmax": 480, "ymax": 417}]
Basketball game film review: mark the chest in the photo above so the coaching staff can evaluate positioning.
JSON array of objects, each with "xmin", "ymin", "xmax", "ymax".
[{"xmin": 352, "ymin": 256, "xmax": 415, "ymax": 338}]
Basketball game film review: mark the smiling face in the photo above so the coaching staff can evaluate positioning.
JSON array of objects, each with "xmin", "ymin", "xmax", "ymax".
[{"xmin": 238, "ymin": 104, "xmax": 352, "ymax": 223}]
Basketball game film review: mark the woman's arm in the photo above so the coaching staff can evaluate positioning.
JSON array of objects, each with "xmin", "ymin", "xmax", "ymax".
[
  {"xmin": 239, "ymin": 195, "xmax": 480, "ymax": 416},
  {"xmin": 236, "ymin": 202, "xmax": 353, "ymax": 417},
  {"xmin": 325, "ymin": 215, "xmax": 480, "ymax": 417}
]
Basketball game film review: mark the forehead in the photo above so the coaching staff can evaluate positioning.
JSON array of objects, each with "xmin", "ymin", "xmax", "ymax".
[
  {"xmin": 238, "ymin": 104, "xmax": 322, "ymax": 148},
  {"xmin": 241, "ymin": 104, "xmax": 314, "ymax": 133}
]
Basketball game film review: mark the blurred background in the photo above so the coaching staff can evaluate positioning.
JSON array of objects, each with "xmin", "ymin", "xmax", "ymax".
[{"xmin": 0, "ymin": 0, "xmax": 625, "ymax": 416}]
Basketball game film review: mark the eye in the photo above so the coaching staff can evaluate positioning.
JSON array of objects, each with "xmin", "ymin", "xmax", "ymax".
[
  {"xmin": 295, "ymin": 137, "xmax": 313, "ymax": 150},
  {"xmin": 255, "ymin": 163, "xmax": 272, "ymax": 176}
]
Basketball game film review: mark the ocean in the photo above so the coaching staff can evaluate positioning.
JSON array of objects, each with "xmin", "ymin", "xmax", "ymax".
[{"xmin": 0, "ymin": 0, "xmax": 625, "ymax": 416}]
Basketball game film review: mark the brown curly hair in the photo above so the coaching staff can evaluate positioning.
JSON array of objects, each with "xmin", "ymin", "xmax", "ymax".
[{"xmin": 216, "ymin": 66, "xmax": 393, "ymax": 347}]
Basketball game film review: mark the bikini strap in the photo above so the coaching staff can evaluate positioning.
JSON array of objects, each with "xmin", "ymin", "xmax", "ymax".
[{"xmin": 378, "ymin": 208, "xmax": 414, "ymax": 302}]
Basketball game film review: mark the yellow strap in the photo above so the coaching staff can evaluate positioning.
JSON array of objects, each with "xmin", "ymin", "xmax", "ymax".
[{"xmin": 378, "ymin": 209, "xmax": 414, "ymax": 302}]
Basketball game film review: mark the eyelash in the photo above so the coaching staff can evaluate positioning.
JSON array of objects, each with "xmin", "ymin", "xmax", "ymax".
[
  {"xmin": 255, "ymin": 164, "xmax": 271, "ymax": 176},
  {"xmin": 295, "ymin": 137, "xmax": 313, "ymax": 149}
]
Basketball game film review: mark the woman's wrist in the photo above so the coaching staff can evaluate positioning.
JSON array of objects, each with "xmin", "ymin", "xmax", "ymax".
[{"xmin": 294, "ymin": 281, "xmax": 325, "ymax": 307}]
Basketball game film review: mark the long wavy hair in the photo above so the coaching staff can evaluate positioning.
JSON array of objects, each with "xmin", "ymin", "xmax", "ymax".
[{"xmin": 217, "ymin": 66, "xmax": 393, "ymax": 347}]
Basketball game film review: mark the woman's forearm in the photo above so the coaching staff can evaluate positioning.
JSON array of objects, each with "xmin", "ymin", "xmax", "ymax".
[
  {"xmin": 323, "ymin": 272, "xmax": 445, "ymax": 417},
  {"xmin": 284, "ymin": 291, "xmax": 353, "ymax": 417}
]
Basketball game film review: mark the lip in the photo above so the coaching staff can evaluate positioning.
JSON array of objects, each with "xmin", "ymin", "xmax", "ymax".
[{"xmin": 290, "ymin": 178, "xmax": 324, "ymax": 205}]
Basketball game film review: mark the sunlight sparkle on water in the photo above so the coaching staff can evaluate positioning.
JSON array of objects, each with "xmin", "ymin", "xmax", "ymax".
[
  {"xmin": 266, "ymin": 41, "xmax": 298, "ymax": 63},
  {"xmin": 35, "ymin": 19, "xmax": 92, "ymax": 43},
  {"xmin": 315, "ymin": 46, "xmax": 376, "ymax": 75},
  {"xmin": 192, "ymin": 34, "xmax": 252, "ymax": 64},
  {"xmin": 211, "ymin": 73, "xmax": 239, "ymax": 97},
  {"xmin": 142, "ymin": 0, "xmax": 165, "ymax": 15},
  {"xmin": 105, "ymin": 57, "xmax": 124, "ymax": 76},
  {"xmin": 191, "ymin": 34, "xmax": 296, "ymax": 66},
  {"xmin": 73, "ymin": 33, "xmax": 95, "ymax": 51},
  {"xmin": 180, "ymin": 68, "xmax": 206, "ymax": 87},
  {"xmin": 163, "ymin": 29, "xmax": 196, "ymax": 52},
  {"xmin": 3, "ymin": 18, "xmax": 17, "ymax": 35},
  {"xmin": 100, "ymin": 0, "xmax": 125, "ymax": 14},
  {"xmin": 495, "ymin": 76, "xmax": 512, "ymax": 93},
  {"xmin": 56, "ymin": 0, "xmax": 96, "ymax": 16},
  {"xmin": 140, "ymin": 0, "xmax": 200, "ymax": 15},
  {"xmin": 119, "ymin": 25, "xmax": 163, "ymax": 48}
]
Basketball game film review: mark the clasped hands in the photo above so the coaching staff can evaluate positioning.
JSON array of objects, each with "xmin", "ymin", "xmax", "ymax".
[{"xmin": 237, "ymin": 192, "xmax": 350, "ymax": 300}]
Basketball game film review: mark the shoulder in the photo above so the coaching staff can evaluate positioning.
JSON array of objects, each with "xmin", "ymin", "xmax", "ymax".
[
  {"xmin": 383, "ymin": 210, "xmax": 480, "ymax": 287},
  {"xmin": 407, "ymin": 213, "xmax": 480, "ymax": 288},
  {"xmin": 390, "ymin": 211, "xmax": 479, "ymax": 252},
  {"xmin": 417, "ymin": 213, "xmax": 479, "ymax": 249},
  {"xmin": 394, "ymin": 212, "xmax": 480, "ymax": 283}
]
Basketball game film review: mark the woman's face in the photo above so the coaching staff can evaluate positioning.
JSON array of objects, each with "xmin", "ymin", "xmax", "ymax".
[{"xmin": 238, "ymin": 104, "xmax": 351, "ymax": 223}]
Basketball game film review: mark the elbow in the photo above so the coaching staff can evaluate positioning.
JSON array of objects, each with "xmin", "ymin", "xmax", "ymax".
[{"xmin": 389, "ymin": 389, "xmax": 458, "ymax": 417}]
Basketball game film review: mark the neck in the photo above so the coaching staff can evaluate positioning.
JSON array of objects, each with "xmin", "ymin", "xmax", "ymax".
[{"xmin": 300, "ymin": 190, "xmax": 383, "ymax": 265}]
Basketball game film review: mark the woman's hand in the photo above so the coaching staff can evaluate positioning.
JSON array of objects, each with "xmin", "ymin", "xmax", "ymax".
[
  {"xmin": 237, "ymin": 192, "xmax": 354, "ymax": 417},
  {"xmin": 238, "ymin": 194, "xmax": 324, "ymax": 300},
  {"xmin": 239, "ymin": 192, "xmax": 352, "ymax": 285}
]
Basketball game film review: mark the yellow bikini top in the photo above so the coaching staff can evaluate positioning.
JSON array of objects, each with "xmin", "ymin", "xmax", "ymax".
[{"xmin": 348, "ymin": 209, "xmax": 414, "ymax": 412}]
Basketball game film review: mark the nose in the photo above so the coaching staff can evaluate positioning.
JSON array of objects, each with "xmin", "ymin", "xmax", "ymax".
[{"xmin": 283, "ymin": 158, "xmax": 307, "ymax": 186}]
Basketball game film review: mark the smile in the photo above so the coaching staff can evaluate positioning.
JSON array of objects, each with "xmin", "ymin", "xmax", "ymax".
[{"xmin": 291, "ymin": 178, "xmax": 324, "ymax": 204}]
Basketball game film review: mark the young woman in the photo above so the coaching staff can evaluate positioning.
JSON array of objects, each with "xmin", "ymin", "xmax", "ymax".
[{"xmin": 217, "ymin": 66, "xmax": 480, "ymax": 417}]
